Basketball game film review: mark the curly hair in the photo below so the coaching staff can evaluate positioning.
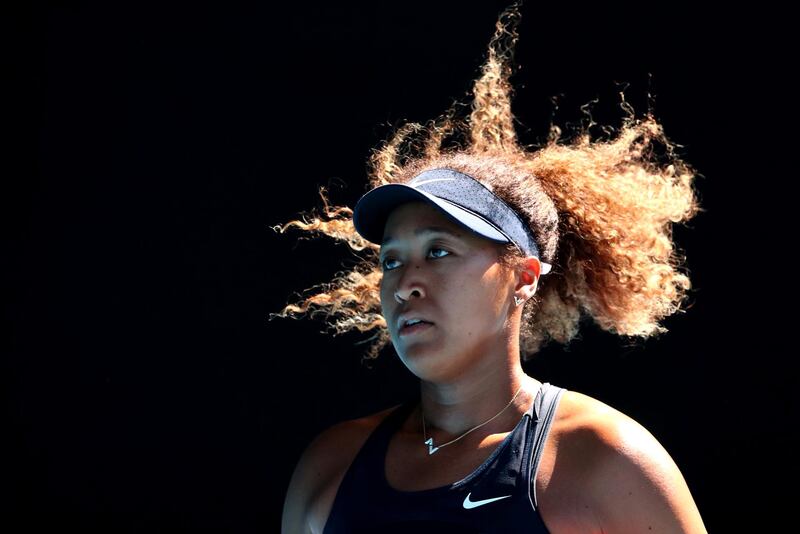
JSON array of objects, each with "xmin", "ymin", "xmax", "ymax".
[{"xmin": 267, "ymin": 2, "xmax": 703, "ymax": 366}]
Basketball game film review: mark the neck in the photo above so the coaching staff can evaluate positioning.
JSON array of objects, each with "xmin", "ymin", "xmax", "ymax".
[{"xmin": 415, "ymin": 365, "xmax": 540, "ymax": 439}]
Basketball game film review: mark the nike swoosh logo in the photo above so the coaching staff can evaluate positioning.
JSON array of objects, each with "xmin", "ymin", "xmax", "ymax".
[{"xmin": 462, "ymin": 491, "xmax": 513, "ymax": 509}]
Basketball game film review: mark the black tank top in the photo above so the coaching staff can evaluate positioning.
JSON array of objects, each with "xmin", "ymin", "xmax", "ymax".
[{"xmin": 322, "ymin": 382, "xmax": 567, "ymax": 533}]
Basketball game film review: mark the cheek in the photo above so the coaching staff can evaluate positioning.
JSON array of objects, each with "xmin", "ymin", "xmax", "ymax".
[
  {"xmin": 467, "ymin": 275, "xmax": 509, "ymax": 321},
  {"xmin": 449, "ymin": 280, "xmax": 492, "ymax": 317}
]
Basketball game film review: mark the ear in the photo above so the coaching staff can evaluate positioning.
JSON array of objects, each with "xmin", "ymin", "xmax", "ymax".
[{"xmin": 515, "ymin": 257, "xmax": 541, "ymax": 299}]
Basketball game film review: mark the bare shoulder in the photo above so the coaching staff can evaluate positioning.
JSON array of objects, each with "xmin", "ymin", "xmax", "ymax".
[
  {"xmin": 539, "ymin": 390, "xmax": 707, "ymax": 534},
  {"xmin": 281, "ymin": 404, "xmax": 402, "ymax": 534}
]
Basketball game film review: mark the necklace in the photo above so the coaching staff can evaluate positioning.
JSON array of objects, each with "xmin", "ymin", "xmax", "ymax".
[{"xmin": 421, "ymin": 383, "xmax": 526, "ymax": 455}]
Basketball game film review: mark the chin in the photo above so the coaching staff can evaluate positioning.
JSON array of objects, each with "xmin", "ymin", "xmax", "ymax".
[{"xmin": 397, "ymin": 343, "xmax": 457, "ymax": 374}]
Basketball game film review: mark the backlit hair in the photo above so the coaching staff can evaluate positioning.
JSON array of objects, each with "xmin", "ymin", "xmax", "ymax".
[{"xmin": 268, "ymin": 3, "xmax": 702, "ymax": 366}]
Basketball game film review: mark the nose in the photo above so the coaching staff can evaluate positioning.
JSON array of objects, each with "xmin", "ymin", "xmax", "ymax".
[
  {"xmin": 393, "ymin": 266, "xmax": 426, "ymax": 303},
  {"xmin": 395, "ymin": 287, "xmax": 423, "ymax": 303}
]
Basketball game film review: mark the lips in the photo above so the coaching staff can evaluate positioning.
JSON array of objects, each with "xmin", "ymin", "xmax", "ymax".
[
  {"xmin": 399, "ymin": 321, "xmax": 434, "ymax": 336},
  {"xmin": 399, "ymin": 319, "xmax": 434, "ymax": 332},
  {"xmin": 397, "ymin": 314, "xmax": 435, "ymax": 331}
]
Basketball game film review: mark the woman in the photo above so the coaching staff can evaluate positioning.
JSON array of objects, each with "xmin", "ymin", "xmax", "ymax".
[{"xmin": 276, "ymin": 4, "xmax": 707, "ymax": 533}]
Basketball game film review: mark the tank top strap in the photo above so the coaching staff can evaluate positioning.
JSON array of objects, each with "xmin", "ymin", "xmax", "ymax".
[
  {"xmin": 352, "ymin": 398, "xmax": 417, "ymax": 474},
  {"xmin": 373, "ymin": 398, "xmax": 418, "ymax": 439},
  {"xmin": 525, "ymin": 381, "xmax": 567, "ymax": 509}
]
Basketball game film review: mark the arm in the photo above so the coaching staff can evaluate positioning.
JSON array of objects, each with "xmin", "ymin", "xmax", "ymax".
[
  {"xmin": 282, "ymin": 424, "xmax": 347, "ymax": 534},
  {"xmin": 281, "ymin": 406, "xmax": 400, "ymax": 534},
  {"xmin": 281, "ymin": 436, "xmax": 319, "ymax": 534},
  {"xmin": 584, "ymin": 412, "xmax": 708, "ymax": 534}
]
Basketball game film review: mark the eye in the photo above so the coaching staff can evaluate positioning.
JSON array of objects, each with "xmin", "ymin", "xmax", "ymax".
[{"xmin": 381, "ymin": 247, "xmax": 451, "ymax": 271}]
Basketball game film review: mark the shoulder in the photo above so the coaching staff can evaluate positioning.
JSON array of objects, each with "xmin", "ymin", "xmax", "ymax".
[
  {"xmin": 281, "ymin": 404, "xmax": 402, "ymax": 534},
  {"xmin": 542, "ymin": 390, "xmax": 707, "ymax": 534}
]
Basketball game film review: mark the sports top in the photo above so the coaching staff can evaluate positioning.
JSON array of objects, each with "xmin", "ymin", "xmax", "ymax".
[{"xmin": 322, "ymin": 381, "xmax": 567, "ymax": 533}]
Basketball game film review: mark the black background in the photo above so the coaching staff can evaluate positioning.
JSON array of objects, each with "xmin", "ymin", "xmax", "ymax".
[{"xmin": 7, "ymin": 2, "xmax": 795, "ymax": 532}]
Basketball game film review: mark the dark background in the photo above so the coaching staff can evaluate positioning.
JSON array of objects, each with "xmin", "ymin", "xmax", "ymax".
[{"xmin": 7, "ymin": 1, "xmax": 794, "ymax": 532}]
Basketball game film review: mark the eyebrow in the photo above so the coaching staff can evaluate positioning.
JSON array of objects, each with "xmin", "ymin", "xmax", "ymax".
[{"xmin": 381, "ymin": 226, "xmax": 462, "ymax": 246}]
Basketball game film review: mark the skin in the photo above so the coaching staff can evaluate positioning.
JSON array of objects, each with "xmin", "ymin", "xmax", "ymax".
[
  {"xmin": 281, "ymin": 201, "xmax": 708, "ymax": 533},
  {"xmin": 377, "ymin": 201, "xmax": 542, "ymax": 439}
]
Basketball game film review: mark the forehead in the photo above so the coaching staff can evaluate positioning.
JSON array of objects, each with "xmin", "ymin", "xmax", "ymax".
[{"xmin": 381, "ymin": 202, "xmax": 464, "ymax": 242}]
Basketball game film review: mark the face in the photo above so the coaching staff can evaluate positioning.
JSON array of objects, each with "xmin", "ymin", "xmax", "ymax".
[{"xmin": 379, "ymin": 201, "xmax": 517, "ymax": 380}]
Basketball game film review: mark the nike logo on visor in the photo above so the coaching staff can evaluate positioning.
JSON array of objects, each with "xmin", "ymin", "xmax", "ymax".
[{"xmin": 462, "ymin": 491, "xmax": 513, "ymax": 509}]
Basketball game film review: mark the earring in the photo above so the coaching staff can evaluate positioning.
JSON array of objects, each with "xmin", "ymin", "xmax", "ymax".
[{"xmin": 514, "ymin": 296, "xmax": 524, "ymax": 306}]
